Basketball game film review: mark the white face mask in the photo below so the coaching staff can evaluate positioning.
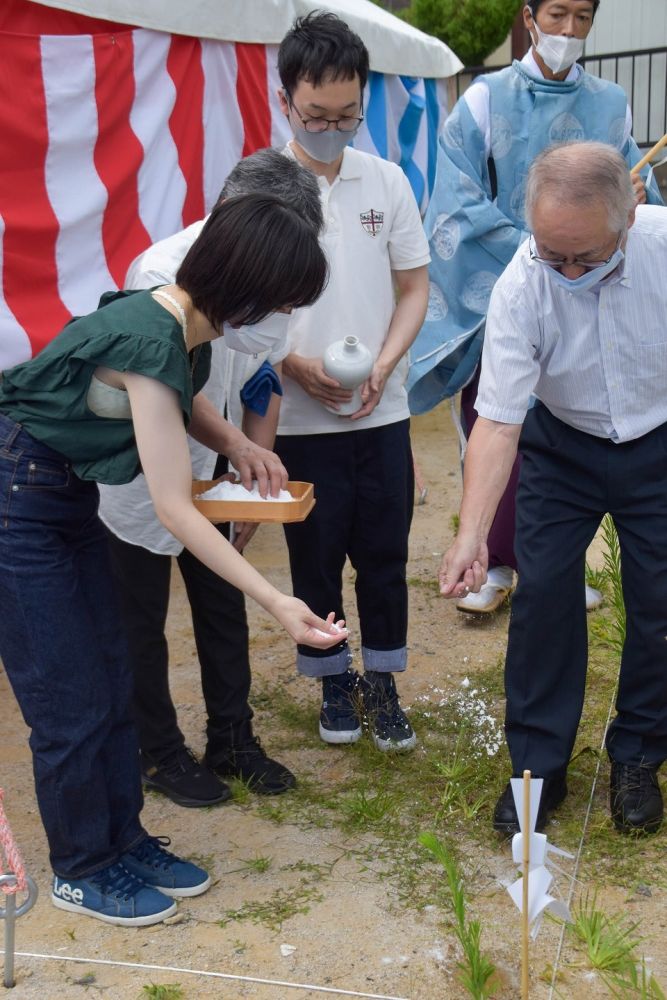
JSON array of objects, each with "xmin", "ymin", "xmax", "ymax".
[
  {"xmin": 222, "ymin": 311, "xmax": 290, "ymax": 356},
  {"xmin": 546, "ymin": 247, "xmax": 625, "ymax": 294},
  {"xmin": 528, "ymin": 16, "xmax": 585, "ymax": 74}
]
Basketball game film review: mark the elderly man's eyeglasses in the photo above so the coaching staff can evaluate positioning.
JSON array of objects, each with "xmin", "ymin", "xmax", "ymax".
[
  {"xmin": 529, "ymin": 231, "xmax": 624, "ymax": 271},
  {"xmin": 285, "ymin": 91, "xmax": 364, "ymax": 133}
]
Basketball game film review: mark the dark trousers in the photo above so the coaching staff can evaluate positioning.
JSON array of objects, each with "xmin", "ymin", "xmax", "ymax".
[
  {"xmin": 105, "ymin": 521, "xmax": 253, "ymax": 764},
  {"xmin": 505, "ymin": 403, "xmax": 667, "ymax": 777},
  {"xmin": 0, "ymin": 414, "xmax": 144, "ymax": 877},
  {"xmin": 275, "ymin": 420, "xmax": 414, "ymax": 677},
  {"xmin": 462, "ymin": 366, "xmax": 520, "ymax": 570}
]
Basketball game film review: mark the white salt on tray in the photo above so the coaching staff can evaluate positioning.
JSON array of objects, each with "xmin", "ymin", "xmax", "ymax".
[{"xmin": 198, "ymin": 481, "xmax": 295, "ymax": 502}]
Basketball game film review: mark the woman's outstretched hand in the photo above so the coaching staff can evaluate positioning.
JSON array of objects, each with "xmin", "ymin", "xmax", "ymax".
[{"xmin": 273, "ymin": 599, "xmax": 348, "ymax": 648}]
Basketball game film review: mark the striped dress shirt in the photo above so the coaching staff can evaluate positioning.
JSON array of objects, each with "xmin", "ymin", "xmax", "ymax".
[{"xmin": 476, "ymin": 205, "xmax": 667, "ymax": 443}]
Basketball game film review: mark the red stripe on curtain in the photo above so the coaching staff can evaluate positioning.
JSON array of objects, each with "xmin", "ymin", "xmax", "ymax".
[
  {"xmin": 236, "ymin": 44, "xmax": 272, "ymax": 156},
  {"xmin": 0, "ymin": 33, "xmax": 70, "ymax": 356},
  {"xmin": 166, "ymin": 36, "xmax": 206, "ymax": 225},
  {"xmin": 92, "ymin": 30, "xmax": 151, "ymax": 289}
]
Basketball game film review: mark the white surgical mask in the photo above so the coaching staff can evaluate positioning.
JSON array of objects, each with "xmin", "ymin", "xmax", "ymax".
[
  {"xmin": 546, "ymin": 247, "xmax": 625, "ymax": 294},
  {"xmin": 529, "ymin": 17, "xmax": 585, "ymax": 74},
  {"xmin": 222, "ymin": 311, "xmax": 290, "ymax": 356}
]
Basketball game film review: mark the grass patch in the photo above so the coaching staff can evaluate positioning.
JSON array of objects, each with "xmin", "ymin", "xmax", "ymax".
[
  {"xmin": 566, "ymin": 892, "xmax": 666, "ymax": 997},
  {"xmin": 140, "ymin": 986, "xmax": 184, "ymax": 1000},
  {"xmin": 217, "ymin": 881, "xmax": 324, "ymax": 931}
]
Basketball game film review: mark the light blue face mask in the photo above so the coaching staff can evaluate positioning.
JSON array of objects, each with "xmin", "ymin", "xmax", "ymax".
[
  {"xmin": 546, "ymin": 247, "xmax": 625, "ymax": 293},
  {"xmin": 291, "ymin": 121, "xmax": 357, "ymax": 164}
]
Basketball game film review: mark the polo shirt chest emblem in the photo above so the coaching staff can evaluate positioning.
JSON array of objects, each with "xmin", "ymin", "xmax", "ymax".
[{"xmin": 360, "ymin": 209, "xmax": 384, "ymax": 237}]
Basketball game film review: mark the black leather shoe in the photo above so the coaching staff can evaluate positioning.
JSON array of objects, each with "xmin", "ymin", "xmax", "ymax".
[
  {"xmin": 610, "ymin": 761, "xmax": 663, "ymax": 834},
  {"xmin": 205, "ymin": 737, "xmax": 296, "ymax": 796},
  {"xmin": 141, "ymin": 746, "xmax": 232, "ymax": 808},
  {"xmin": 493, "ymin": 774, "xmax": 568, "ymax": 834}
]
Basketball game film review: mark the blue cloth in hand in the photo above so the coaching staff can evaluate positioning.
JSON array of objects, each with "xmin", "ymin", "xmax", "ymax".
[{"xmin": 240, "ymin": 361, "xmax": 283, "ymax": 417}]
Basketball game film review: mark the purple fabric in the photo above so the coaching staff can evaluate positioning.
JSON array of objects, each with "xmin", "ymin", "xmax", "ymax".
[{"xmin": 461, "ymin": 367, "xmax": 520, "ymax": 571}]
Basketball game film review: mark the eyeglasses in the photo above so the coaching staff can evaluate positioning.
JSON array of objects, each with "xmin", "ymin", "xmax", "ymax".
[
  {"xmin": 529, "ymin": 231, "xmax": 624, "ymax": 271},
  {"xmin": 285, "ymin": 92, "xmax": 364, "ymax": 134}
]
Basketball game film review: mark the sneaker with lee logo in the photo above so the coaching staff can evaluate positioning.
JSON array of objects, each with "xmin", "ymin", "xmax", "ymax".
[
  {"xmin": 120, "ymin": 836, "xmax": 211, "ymax": 897},
  {"xmin": 51, "ymin": 861, "xmax": 176, "ymax": 926}
]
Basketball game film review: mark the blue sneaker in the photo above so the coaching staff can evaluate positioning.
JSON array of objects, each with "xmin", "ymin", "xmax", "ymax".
[
  {"xmin": 121, "ymin": 836, "xmax": 211, "ymax": 898},
  {"xmin": 319, "ymin": 670, "xmax": 362, "ymax": 745},
  {"xmin": 51, "ymin": 862, "xmax": 176, "ymax": 926}
]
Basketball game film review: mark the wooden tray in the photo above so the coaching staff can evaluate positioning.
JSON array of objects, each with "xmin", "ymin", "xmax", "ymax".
[{"xmin": 192, "ymin": 479, "xmax": 315, "ymax": 524}]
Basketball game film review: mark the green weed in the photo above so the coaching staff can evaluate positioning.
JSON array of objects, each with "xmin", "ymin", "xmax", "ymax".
[
  {"xmin": 140, "ymin": 985, "xmax": 184, "ymax": 1000},
  {"xmin": 342, "ymin": 785, "xmax": 395, "ymax": 827},
  {"xmin": 237, "ymin": 854, "xmax": 272, "ymax": 874},
  {"xmin": 217, "ymin": 881, "xmax": 323, "ymax": 931},
  {"xmin": 420, "ymin": 832, "xmax": 496, "ymax": 999}
]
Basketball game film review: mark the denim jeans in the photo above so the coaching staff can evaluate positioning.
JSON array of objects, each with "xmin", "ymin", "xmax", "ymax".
[{"xmin": 0, "ymin": 414, "xmax": 145, "ymax": 878}]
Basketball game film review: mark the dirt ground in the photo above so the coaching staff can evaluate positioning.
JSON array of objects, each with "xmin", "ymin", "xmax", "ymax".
[{"xmin": 1, "ymin": 404, "xmax": 665, "ymax": 1000}]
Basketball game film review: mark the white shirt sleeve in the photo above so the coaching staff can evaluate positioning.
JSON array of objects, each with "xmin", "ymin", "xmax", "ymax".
[
  {"xmin": 475, "ymin": 256, "xmax": 542, "ymax": 425},
  {"xmin": 463, "ymin": 79, "xmax": 491, "ymax": 158}
]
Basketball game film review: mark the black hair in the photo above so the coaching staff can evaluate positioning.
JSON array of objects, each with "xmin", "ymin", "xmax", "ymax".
[
  {"xmin": 278, "ymin": 10, "xmax": 369, "ymax": 95},
  {"xmin": 526, "ymin": 0, "xmax": 600, "ymax": 19},
  {"xmin": 175, "ymin": 193, "xmax": 328, "ymax": 328}
]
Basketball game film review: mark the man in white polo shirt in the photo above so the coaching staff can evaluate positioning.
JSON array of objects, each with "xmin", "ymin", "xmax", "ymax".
[
  {"xmin": 440, "ymin": 142, "xmax": 667, "ymax": 835},
  {"xmin": 273, "ymin": 12, "xmax": 430, "ymax": 750}
]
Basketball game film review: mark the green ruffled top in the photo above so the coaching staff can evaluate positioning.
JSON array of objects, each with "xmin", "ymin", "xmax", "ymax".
[{"xmin": 0, "ymin": 289, "xmax": 211, "ymax": 484}]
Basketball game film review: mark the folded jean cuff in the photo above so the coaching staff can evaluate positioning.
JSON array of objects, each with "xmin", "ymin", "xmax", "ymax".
[
  {"xmin": 297, "ymin": 646, "xmax": 352, "ymax": 678},
  {"xmin": 362, "ymin": 646, "xmax": 407, "ymax": 672}
]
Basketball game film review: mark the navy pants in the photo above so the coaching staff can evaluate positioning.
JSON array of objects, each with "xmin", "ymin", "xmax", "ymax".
[
  {"xmin": 275, "ymin": 420, "xmax": 414, "ymax": 677},
  {"xmin": 505, "ymin": 404, "xmax": 667, "ymax": 777},
  {"xmin": 105, "ymin": 524, "xmax": 253, "ymax": 763},
  {"xmin": 0, "ymin": 414, "xmax": 144, "ymax": 878}
]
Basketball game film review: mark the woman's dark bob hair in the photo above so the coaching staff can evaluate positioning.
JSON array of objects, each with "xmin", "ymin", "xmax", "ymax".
[{"xmin": 175, "ymin": 192, "xmax": 328, "ymax": 328}]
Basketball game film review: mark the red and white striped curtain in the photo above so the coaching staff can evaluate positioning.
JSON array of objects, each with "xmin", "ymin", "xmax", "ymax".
[
  {"xmin": 0, "ymin": 2, "xmax": 296, "ymax": 366},
  {"xmin": 0, "ymin": 1, "xmax": 447, "ymax": 369}
]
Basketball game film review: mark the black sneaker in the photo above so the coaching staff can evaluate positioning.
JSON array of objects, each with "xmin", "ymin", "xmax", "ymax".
[
  {"xmin": 493, "ymin": 774, "xmax": 568, "ymax": 834},
  {"xmin": 320, "ymin": 670, "xmax": 362, "ymax": 745},
  {"xmin": 610, "ymin": 761, "xmax": 663, "ymax": 834},
  {"xmin": 361, "ymin": 671, "xmax": 416, "ymax": 752},
  {"xmin": 141, "ymin": 746, "xmax": 231, "ymax": 808},
  {"xmin": 205, "ymin": 737, "xmax": 296, "ymax": 795}
]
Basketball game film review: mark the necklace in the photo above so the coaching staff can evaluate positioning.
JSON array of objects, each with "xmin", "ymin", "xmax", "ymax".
[{"xmin": 152, "ymin": 288, "xmax": 200, "ymax": 377}]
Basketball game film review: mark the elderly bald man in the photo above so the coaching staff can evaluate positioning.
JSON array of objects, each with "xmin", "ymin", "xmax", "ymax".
[{"xmin": 440, "ymin": 141, "xmax": 667, "ymax": 835}]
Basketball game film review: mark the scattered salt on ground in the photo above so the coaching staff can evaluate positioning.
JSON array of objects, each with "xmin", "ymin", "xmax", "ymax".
[{"xmin": 198, "ymin": 481, "xmax": 294, "ymax": 502}]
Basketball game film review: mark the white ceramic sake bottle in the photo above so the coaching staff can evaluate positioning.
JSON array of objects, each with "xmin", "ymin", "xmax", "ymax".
[{"xmin": 322, "ymin": 335, "xmax": 374, "ymax": 416}]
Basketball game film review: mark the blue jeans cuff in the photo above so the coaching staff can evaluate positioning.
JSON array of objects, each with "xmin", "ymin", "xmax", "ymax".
[
  {"xmin": 297, "ymin": 647, "xmax": 352, "ymax": 678},
  {"xmin": 362, "ymin": 646, "xmax": 407, "ymax": 672}
]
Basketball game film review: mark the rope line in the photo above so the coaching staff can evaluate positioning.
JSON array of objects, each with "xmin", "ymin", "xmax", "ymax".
[
  {"xmin": 0, "ymin": 951, "xmax": 410, "ymax": 1000},
  {"xmin": 0, "ymin": 790, "xmax": 27, "ymax": 895}
]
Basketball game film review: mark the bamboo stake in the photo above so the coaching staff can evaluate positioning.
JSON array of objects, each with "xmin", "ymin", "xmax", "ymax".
[
  {"xmin": 521, "ymin": 770, "xmax": 531, "ymax": 1000},
  {"xmin": 630, "ymin": 132, "xmax": 667, "ymax": 174}
]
